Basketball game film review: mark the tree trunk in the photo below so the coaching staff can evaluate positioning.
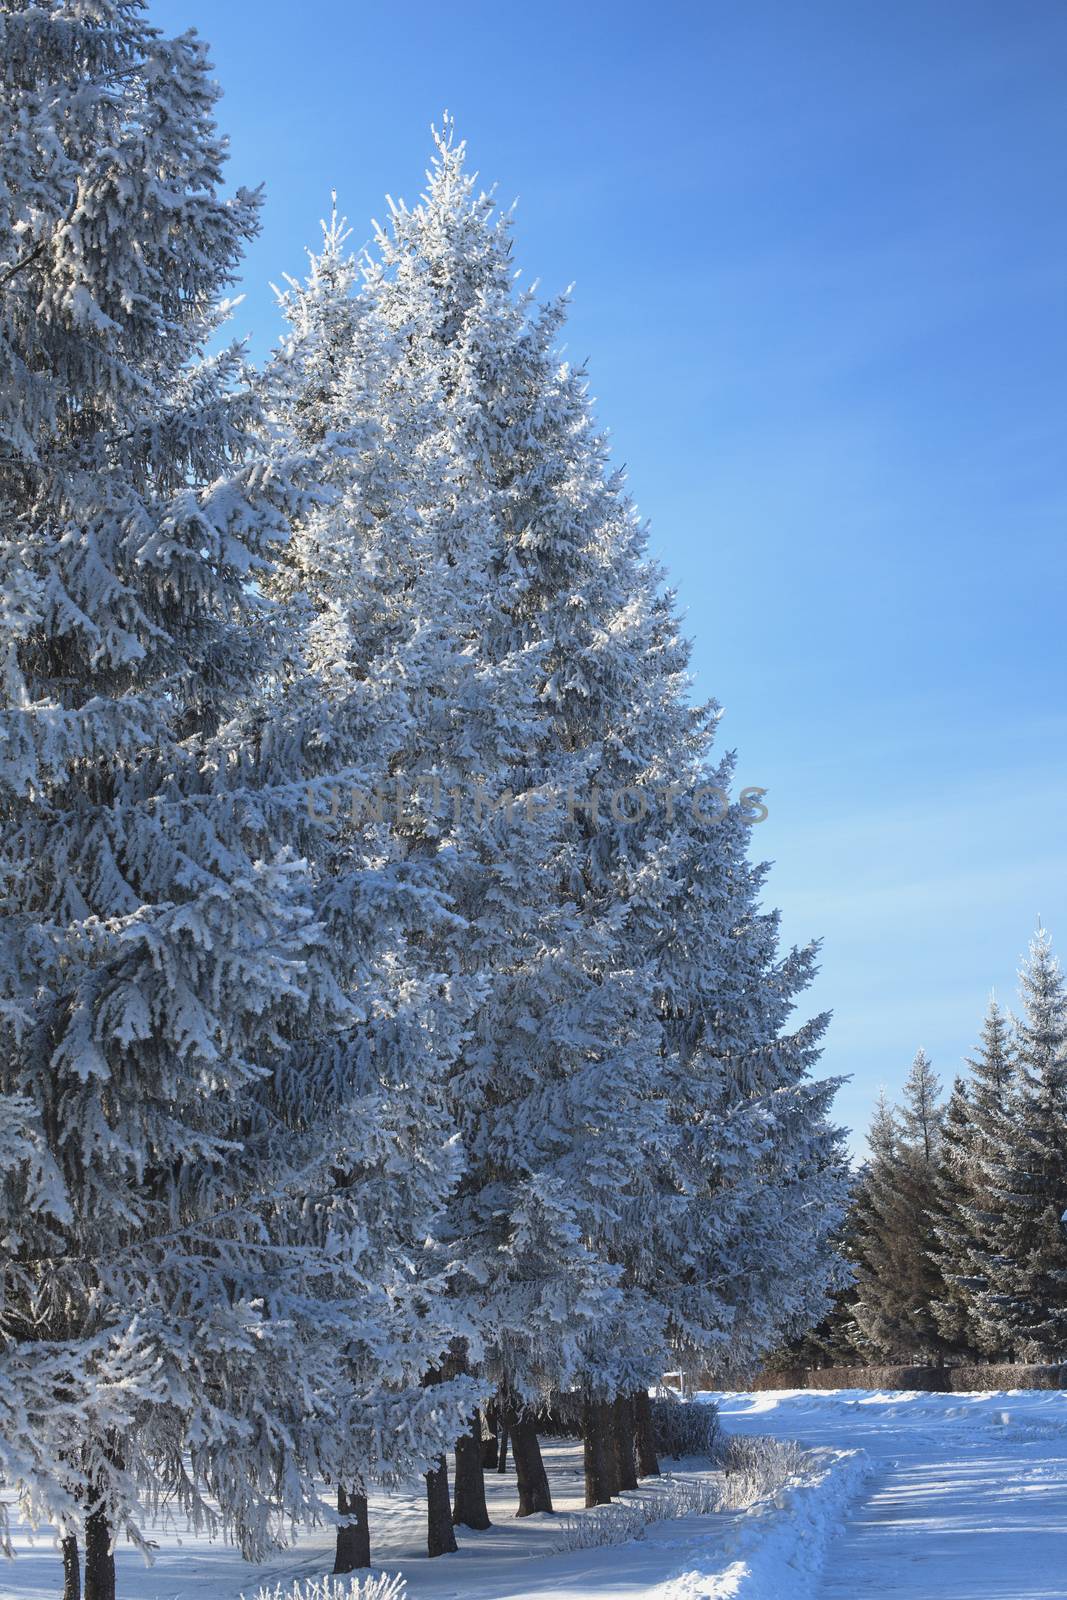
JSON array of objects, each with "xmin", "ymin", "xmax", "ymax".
[
  {"xmin": 496, "ymin": 1423, "xmax": 509, "ymax": 1473},
  {"xmin": 632, "ymin": 1389, "xmax": 660, "ymax": 1477},
  {"xmin": 612, "ymin": 1394, "xmax": 639, "ymax": 1490},
  {"xmin": 62, "ymin": 1534, "xmax": 81, "ymax": 1600},
  {"xmin": 481, "ymin": 1402, "xmax": 499, "ymax": 1468},
  {"xmin": 452, "ymin": 1414, "xmax": 491, "ymax": 1529},
  {"xmin": 83, "ymin": 1503, "xmax": 114, "ymax": 1600},
  {"xmin": 581, "ymin": 1396, "xmax": 614, "ymax": 1506},
  {"xmin": 601, "ymin": 1400, "xmax": 622, "ymax": 1496},
  {"xmin": 333, "ymin": 1484, "xmax": 370, "ymax": 1573},
  {"xmin": 503, "ymin": 1404, "xmax": 553, "ymax": 1516},
  {"xmin": 425, "ymin": 1456, "xmax": 458, "ymax": 1557}
]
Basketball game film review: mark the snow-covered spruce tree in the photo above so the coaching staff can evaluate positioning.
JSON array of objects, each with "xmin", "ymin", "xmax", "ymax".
[
  {"xmin": 848, "ymin": 1093, "xmax": 902, "ymax": 1359},
  {"xmin": 852, "ymin": 1063, "xmax": 947, "ymax": 1363},
  {"xmin": 929, "ymin": 1076, "xmax": 978, "ymax": 1357},
  {"xmin": 931, "ymin": 1001, "xmax": 1017, "ymax": 1359},
  {"xmin": 265, "ymin": 183, "xmax": 643, "ymax": 1536},
  {"xmin": 977, "ymin": 931, "xmax": 1067, "ymax": 1362},
  {"xmin": 897, "ymin": 1051, "xmax": 950, "ymax": 1360},
  {"xmin": 957, "ymin": 998, "xmax": 1016, "ymax": 1358},
  {"xmin": 362, "ymin": 133, "xmax": 668, "ymax": 1454},
  {"xmin": 259, "ymin": 212, "xmax": 497, "ymax": 1569},
  {"xmin": 270, "ymin": 120, "xmax": 845, "ymax": 1512},
  {"xmin": 362, "ymin": 125, "xmax": 847, "ymax": 1423},
  {"xmin": 0, "ymin": 10, "xmax": 474, "ymax": 1593}
]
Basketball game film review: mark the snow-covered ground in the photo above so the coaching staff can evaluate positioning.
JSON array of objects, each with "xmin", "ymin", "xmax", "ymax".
[
  {"xmin": 3, "ymin": 1389, "xmax": 1066, "ymax": 1600},
  {"xmin": 0, "ymin": 1433, "xmax": 862, "ymax": 1600},
  {"xmin": 716, "ymin": 1387, "xmax": 1067, "ymax": 1599}
]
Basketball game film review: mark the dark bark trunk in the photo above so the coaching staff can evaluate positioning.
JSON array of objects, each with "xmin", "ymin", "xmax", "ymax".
[
  {"xmin": 496, "ymin": 1423, "xmax": 509, "ymax": 1473},
  {"xmin": 503, "ymin": 1405, "xmax": 553, "ymax": 1516},
  {"xmin": 83, "ymin": 1503, "xmax": 114, "ymax": 1600},
  {"xmin": 632, "ymin": 1389, "xmax": 660, "ymax": 1477},
  {"xmin": 581, "ymin": 1396, "xmax": 615, "ymax": 1506},
  {"xmin": 425, "ymin": 1456, "xmax": 458, "ymax": 1557},
  {"xmin": 62, "ymin": 1534, "xmax": 81, "ymax": 1600},
  {"xmin": 452, "ymin": 1414, "xmax": 491, "ymax": 1529},
  {"xmin": 420, "ymin": 1359, "xmax": 460, "ymax": 1556},
  {"xmin": 611, "ymin": 1394, "xmax": 639, "ymax": 1490},
  {"xmin": 598, "ymin": 1400, "xmax": 621, "ymax": 1497},
  {"xmin": 333, "ymin": 1484, "xmax": 370, "ymax": 1573},
  {"xmin": 481, "ymin": 1403, "xmax": 499, "ymax": 1468}
]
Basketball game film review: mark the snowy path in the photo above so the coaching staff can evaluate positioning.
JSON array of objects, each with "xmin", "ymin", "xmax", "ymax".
[{"xmin": 715, "ymin": 1389, "xmax": 1067, "ymax": 1600}]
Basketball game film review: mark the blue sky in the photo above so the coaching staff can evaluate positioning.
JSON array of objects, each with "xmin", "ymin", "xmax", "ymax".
[{"xmin": 150, "ymin": 0, "xmax": 1067, "ymax": 1155}]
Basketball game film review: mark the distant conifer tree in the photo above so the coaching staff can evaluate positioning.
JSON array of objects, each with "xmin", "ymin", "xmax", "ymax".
[
  {"xmin": 931, "ymin": 1002, "xmax": 1016, "ymax": 1358},
  {"xmin": 977, "ymin": 932, "xmax": 1067, "ymax": 1361},
  {"xmin": 853, "ymin": 1060, "xmax": 947, "ymax": 1361}
]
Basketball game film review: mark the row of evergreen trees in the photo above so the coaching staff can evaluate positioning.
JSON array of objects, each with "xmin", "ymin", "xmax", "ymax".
[
  {"xmin": 0, "ymin": 6, "xmax": 845, "ymax": 1598},
  {"xmin": 796, "ymin": 929, "xmax": 1067, "ymax": 1369}
]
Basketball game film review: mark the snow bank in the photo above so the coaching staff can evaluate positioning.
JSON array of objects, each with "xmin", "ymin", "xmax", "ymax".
[
  {"xmin": 649, "ymin": 1447, "xmax": 870, "ymax": 1600},
  {"xmin": 710, "ymin": 1383, "xmax": 1067, "ymax": 1443}
]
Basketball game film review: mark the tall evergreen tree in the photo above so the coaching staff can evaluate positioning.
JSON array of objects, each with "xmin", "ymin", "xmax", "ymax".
[
  {"xmin": 392, "ymin": 122, "xmax": 843, "ymax": 1404},
  {"xmin": 0, "ymin": 10, "xmax": 472, "ymax": 1592},
  {"xmin": 260, "ymin": 209, "xmax": 487, "ymax": 1566},
  {"xmin": 851, "ymin": 1091, "xmax": 905, "ymax": 1359},
  {"xmin": 930, "ymin": 1001, "xmax": 1016, "ymax": 1359},
  {"xmin": 959, "ymin": 998, "xmax": 1016, "ymax": 1358},
  {"xmin": 266, "ymin": 160, "xmax": 661, "ymax": 1526},
  {"xmin": 853, "ymin": 1060, "xmax": 946, "ymax": 1362},
  {"xmin": 977, "ymin": 931, "xmax": 1067, "ymax": 1361},
  {"xmin": 929, "ymin": 1076, "xmax": 977, "ymax": 1356},
  {"xmin": 268, "ymin": 123, "xmax": 846, "ymax": 1500}
]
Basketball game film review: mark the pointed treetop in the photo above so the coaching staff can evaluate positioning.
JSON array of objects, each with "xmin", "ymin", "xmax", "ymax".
[
  {"xmin": 868, "ymin": 1088, "xmax": 898, "ymax": 1158},
  {"xmin": 319, "ymin": 192, "xmax": 353, "ymax": 261},
  {"xmin": 900, "ymin": 1048, "xmax": 942, "ymax": 1162},
  {"xmin": 1016, "ymin": 924, "xmax": 1067, "ymax": 1086}
]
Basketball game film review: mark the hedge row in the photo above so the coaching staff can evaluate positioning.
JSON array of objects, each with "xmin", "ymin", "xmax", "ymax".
[{"xmin": 748, "ymin": 1363, "xmax": 1067, "ymax": 1392}]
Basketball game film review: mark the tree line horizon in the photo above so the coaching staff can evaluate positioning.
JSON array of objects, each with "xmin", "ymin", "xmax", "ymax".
[{"xmin": 780, "ymin": 925, "xmax": 1067, "ymax": 1373}]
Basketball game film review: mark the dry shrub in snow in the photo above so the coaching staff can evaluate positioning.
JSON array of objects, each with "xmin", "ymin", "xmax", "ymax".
[
  {"xmin": 247, "ymin": 1573, "xmax": 406, "ymax": 1600},
  {"xmin": 642, "ymin": 1476, "xmax": 722, "ymax": 1521},
  {"xmin": 552, "ymin": 1499, "xmax": 652, "ymax": 1551},
  {"xmin": 714, "ymin": 1434, "xmax": 806, "ymax": 1509},
  {"xmin": 651, "ymin": 1394, "xmax": 722, "ymax": 1458},
  {"xmin": 551, "ymin": 1431, "xmax": 808, "ymax": 1552},
  {"xmin": 551, "ymin": 1468, "xmax": 731, "ymax": 1552}
]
